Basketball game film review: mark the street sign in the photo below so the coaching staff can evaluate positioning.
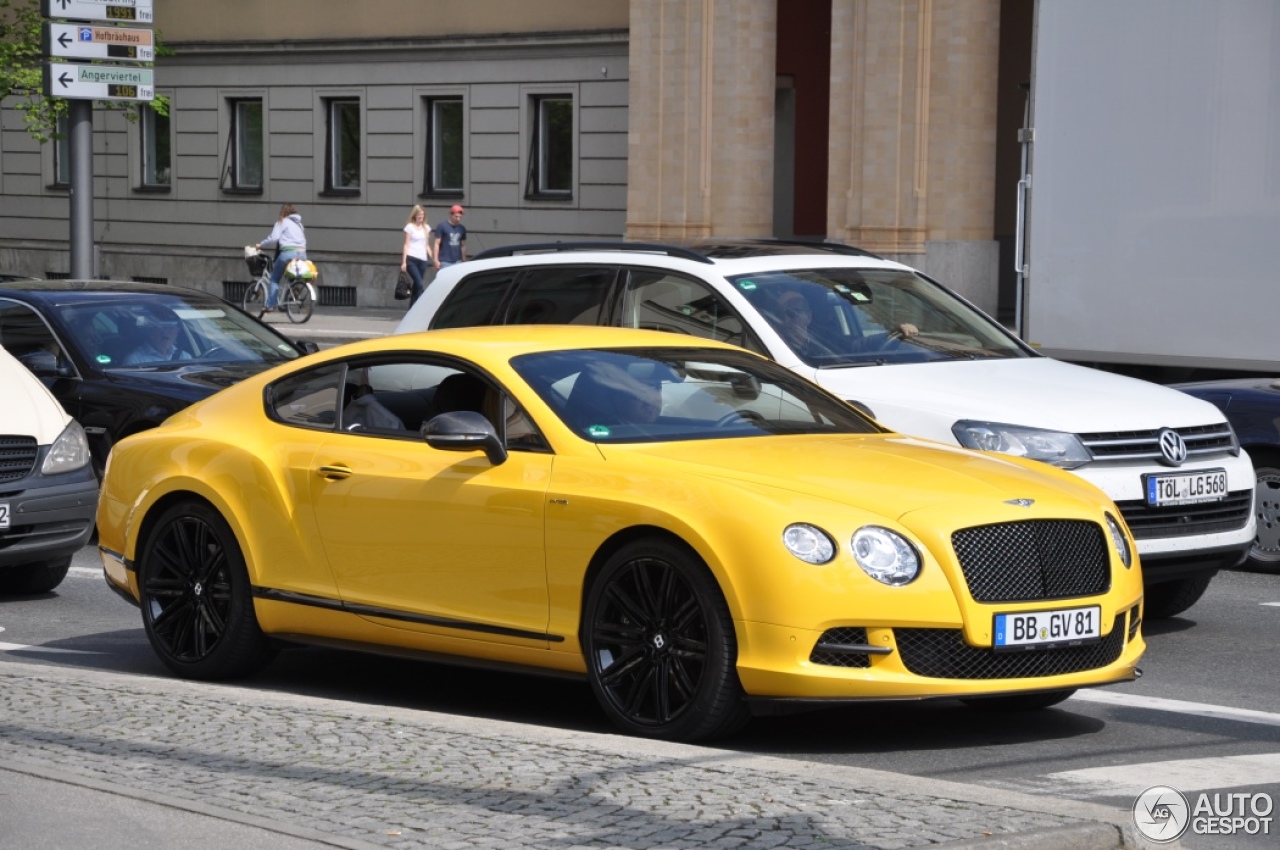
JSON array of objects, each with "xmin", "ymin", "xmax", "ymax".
[
  {"xmin": 44, "ymin": 23, "xmax": 155, "ymax": 62},
  {"xmin": 43, "ymin": 62, "xmax": 154, "ymax": 102},
  {"xmin": 40, "ymin": 0, "xmax": 154, "ymax": 25}
]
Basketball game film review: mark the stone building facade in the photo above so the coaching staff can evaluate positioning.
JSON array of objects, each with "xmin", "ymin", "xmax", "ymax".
[{"xmin": 0, "ymin": 0, "xmax": 1022, "ymax": 313}]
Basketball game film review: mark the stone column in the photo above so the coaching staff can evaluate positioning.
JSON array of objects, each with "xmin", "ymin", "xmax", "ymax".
[{"xmin": 627, "ymin": 0, "xmax": 776, "ymax": 240}]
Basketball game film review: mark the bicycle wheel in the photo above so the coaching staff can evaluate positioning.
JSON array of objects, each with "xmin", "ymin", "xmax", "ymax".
[
  {"xmin": 285, "ymin": 280, "xmax": 314, "ymax": 323},
  {"xmin": 243, "ymin": 278, "xmax": 266, "ymax": 318}
]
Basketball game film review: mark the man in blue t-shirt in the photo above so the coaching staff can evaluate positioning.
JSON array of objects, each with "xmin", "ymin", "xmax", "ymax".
[{"xmin": 432, "ymin": 205, "xmax": 468, "ymax": 269}]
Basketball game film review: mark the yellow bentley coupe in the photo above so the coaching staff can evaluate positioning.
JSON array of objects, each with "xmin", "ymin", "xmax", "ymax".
[{"xmin": 98, "ymin": 326, "xmax": 1145, "ymax": 741}]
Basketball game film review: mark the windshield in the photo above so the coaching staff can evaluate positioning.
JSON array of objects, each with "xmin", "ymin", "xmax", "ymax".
[
  {"xmin": 59, "ymin": 296, "xmax": 301, "ymax": 369},
  {"xmin": 512, "ymin": 347, "xmax": 882, "ymax": 443},
  {"xmin": 728, "ymin": 268, "xmax": 1029, "ymax": 367}
]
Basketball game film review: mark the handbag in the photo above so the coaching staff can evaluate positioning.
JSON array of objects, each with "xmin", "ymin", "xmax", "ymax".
[{"xmin": 394, "ymin": 269, "xmax": 412, "ymax": 300}]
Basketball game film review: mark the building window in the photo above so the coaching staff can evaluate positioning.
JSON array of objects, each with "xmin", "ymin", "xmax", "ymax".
[
  {"xmin": 222, "ymin": 98, "xmax": 262, "ymax": 192},
  {"xmin": 423, "ymin": 97, "xmax": 463, "ymax": 195},
  {"xmin": 325, "ymin": 98, "xmax": 361, "ymax": 193},
  {"xmin": 53, "ymin": 114, "xmax": 70, "ymax": 187},
  {"xmin": 140, "ymin": 104, "xmax": 171, "ymax": 187},
  {"xmin": 525, "ymin": 95, "xmax": 573, "ymax": 199}
]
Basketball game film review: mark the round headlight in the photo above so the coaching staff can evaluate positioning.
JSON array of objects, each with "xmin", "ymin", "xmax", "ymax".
[
  {"xmin": 783, "ymin": 523, "xmax": 836, "ymax": 564},
  {"xmin": 1105, "ymin": 513, "xmax": 1133, "ymax": 569},
  {"xmin": 851, "ymin": 526, "xmax": 920, "ymax": 586}
]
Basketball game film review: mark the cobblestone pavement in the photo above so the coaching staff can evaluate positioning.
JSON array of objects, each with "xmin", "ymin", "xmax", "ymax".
[{"xmin": 0, "ymin": 661, "xmax": 1145, "ymax": 849}]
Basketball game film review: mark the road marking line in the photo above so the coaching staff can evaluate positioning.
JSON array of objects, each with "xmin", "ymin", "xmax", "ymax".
[
  {"xmin": 69, "ymin": 566, "xmax": 101, "ymax": 578},
  {"xmin": 1262, "ymin": 602, "xmax": 1280, "ymax": 607},
  {"xmin": 1071, "ymin": 689, "xmax": 1280, "ymax": 727},
  {"xmin": 1040, "ymin": 753, "xmax": 1280, "ymax": 797},
  {"xmin": 0, "ymin": 641, "xmax": 97, "ymax": 655}
]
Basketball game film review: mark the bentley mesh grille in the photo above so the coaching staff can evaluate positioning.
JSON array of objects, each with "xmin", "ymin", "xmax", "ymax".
[
  {"xmin": 951, "ymin": 520, "xmax": 1110, "ymax": 603},
  {"xmin": 0, "ymin": 436, "xmax": 38, "ymax": 482},
  {"xmin": 895, "ymin": 616, "xmax": 1125, "ymax": 679},
  {"xmin": 1113, "ymin": 491, "xmax": 1252, "ymax": 539},
  {"xmin": 1078, "ymin": 423, "xmax": 1235, "ymax": 461},
  {"xmin": 810, "ymin": 627, "xmax": 872, "ymax": 668}
]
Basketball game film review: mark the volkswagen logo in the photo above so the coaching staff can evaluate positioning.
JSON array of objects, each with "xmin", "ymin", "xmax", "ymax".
[{"xmin": 1157, "ymin": 428, "xmax": 1187, "ymax": 467}]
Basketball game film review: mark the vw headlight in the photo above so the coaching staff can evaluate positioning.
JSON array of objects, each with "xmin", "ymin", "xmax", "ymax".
[
  {"xmin": 783, "ymin": 523, "xmax": 836, "ymax": 564},
  {"xmin": 952, "ymin": 420, "xmax": 1091, "ymax": 469},
  {"xmin": 41, "ymin": 419, "xmax": 92, "ymax": 475},
  {"xmin": 1105, "ymin": 513, "xmax": 1133, "ymax": 569},
  {"xmin": 851, "ymin": 526, "xmax": 920, "ymax": 586}
]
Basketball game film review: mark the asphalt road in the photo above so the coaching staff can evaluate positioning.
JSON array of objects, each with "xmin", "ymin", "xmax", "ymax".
[{"xmin": 2, "ymin": 547, "xmax": 1276, "ymax": 849}]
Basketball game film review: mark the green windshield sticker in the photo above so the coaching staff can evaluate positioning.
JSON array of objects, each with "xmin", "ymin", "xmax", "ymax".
[
  {"xmin": 96, "ymin": 354, "xmax": 112, "ymax": 363},
  {"xmin": 738, "ymin": 280, "xmax": 757, "ymax": 291},
  {"xmin": 587, "ymin": 424, "xmax": 612, "ymax": 438}
]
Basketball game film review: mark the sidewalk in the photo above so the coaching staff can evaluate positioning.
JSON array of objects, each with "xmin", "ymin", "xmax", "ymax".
[
  {"xmin": 262, "ymin": 306, "xmax": 406, "ymax": 347},
  {"xmin": 0, "ymin": 660, "xmax": 1152, "ymax": 850}
]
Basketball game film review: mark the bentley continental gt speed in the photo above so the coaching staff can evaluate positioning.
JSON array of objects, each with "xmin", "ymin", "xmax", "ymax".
[{"xmin": 98, "ymin": 326, "xmax": 1145, "ymax": 741}]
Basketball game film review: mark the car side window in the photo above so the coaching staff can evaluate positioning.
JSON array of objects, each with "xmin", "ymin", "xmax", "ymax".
[
  {"xmin": 430, "ymin": 270, "xmax": 518, "ymax": 330},
  {"xmin": 618, "ymin": 269, "xmax": 763, "ymax": 353},
  {"xmin": 0, "ymin": 301, "xmax": 73, "ymax": 377},
  {"xmin": 501, "ymin": 266, "xmax": 616, "ymax": 326},
  {"xmin": 268, "ymin": 362, "xmax": 344, "ymax": 430},
  {"xmin": 271, "ymin": 356, "xmax": 551, "ymax": 452}
]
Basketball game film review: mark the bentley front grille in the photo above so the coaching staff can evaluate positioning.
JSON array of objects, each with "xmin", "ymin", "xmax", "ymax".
[{"xmin": 951, "ymin": 520, "xmax": 1110, "ymax": 603}]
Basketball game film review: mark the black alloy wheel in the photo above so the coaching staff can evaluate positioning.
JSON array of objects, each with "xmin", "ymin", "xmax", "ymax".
[
  {"xmin": 138, "ymin": 501, "xmax": 275, "ymax": 679},
  {"xmin": 582, "ymin": 538, "xmax": 748, "ymax": 741}
]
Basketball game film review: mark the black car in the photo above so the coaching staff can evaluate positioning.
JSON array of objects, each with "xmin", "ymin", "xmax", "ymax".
[
  {"xmin": 0, "ymin": 280, "xmax": 318, "ymax": 476},
  {"xmin": 1177, "ymin": 376, "xmax": 1280, "ymax": 571}
]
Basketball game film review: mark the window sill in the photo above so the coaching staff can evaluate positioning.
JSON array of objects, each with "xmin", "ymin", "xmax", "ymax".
[
  {"xmin": 134, "ymin": 184, "xmax": 172, "ymax": 194},
  {"xmin": 319, "ymin": 189, "xmax": 361, "ymax": 198},
  {"xmin": 419, "ymin": 191, "xmax": 465, "ymax": 201},
  {"xmin": 221, "ymin": 186, "xmax": 264, "ymax": 196},
  {"xmin": 523, "ymin": 193, "xmax": 574, "ymax": 202}
]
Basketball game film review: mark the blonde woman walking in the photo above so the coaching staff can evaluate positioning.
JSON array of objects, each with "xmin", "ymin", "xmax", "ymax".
[{"xmin": 400, "ymin": 204, "xmax": 434, "ymax": 306}]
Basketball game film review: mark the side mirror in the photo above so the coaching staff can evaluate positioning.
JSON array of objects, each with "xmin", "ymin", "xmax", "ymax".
[
  {"xmin": 294, "ymin": 340, "xmax": 322, "ymax": 355},
  {"xmin": 421, "ymin": 410, "xmax": 507, "ymax": 465},
  {"xmin": 18, "ymin": 350, "xmax": 73, "ymax": 379}
]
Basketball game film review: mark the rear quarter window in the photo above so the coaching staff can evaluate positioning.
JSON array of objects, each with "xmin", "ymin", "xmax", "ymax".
[{"xmin": 430, "ymin": 270, "xmax": 519, "ymax": 329}]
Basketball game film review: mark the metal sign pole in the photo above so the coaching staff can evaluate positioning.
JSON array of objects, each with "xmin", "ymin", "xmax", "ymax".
[{"xmin": 68, "ymin": 98, "xmax": 94, "ymax": 279}]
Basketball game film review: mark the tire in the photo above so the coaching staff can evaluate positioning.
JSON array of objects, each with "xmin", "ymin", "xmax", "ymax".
[
  {"xmin": 1143, "ymin": 572, "xmax": 1214, "ymax": 619},
  {"xmin": 961, "ymin": 688, "xmax": 1076, "ymax": 712},
  {"xmin": 243, "ymin": 279, "xmax": 266, "ymax": 319},
  {"xmin": 1248, "ymin": 456, "xmax": 1280, "ymax": 572},
  {"xmin": 581, "ymin": 538, "xmax": 749, "ymax": 741},
  {"xmin": 137, "ymin": 500, "xmax": 275, "ymax": 679},
  {"xmin": 0, "ymin": 557, "xmax": 71, "ymax": 595},
  {"xmin": 285, "ymin": 281, "xmax": 313, "ymax": 323}
]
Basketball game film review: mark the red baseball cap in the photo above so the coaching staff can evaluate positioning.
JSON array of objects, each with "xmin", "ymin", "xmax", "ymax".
[{"xmin": 449, "ymin": 204, "xmax": 465, "ymax": 214}]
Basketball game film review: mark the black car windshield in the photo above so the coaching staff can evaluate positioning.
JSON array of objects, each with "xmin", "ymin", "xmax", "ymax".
[
  {"xmin": 512, "ymin": 347, "xmax": 883, "ymax": 443},
  {"xmin": 728, "ymin": 268, "xmax": 1028, "ymax": 367},
  {"xmin": 59, "ymin": 296, "xmax": 300, "ymax": 368}
]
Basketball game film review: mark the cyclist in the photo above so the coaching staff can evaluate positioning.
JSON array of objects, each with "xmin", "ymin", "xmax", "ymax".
[{"xmin": 256, "ymin": 203, "xmax": 307, "ymax": 313}]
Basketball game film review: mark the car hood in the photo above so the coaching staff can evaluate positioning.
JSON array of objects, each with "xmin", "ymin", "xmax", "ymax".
[
  {"xmin": 107, "ymin": 361, "xmax": 281, "ymax": 400},
  {"xmin": 810, "ymin": 357, "xmax": 1229, "ymax": 442},
  {"xmin": 604, "ymin": 433, "xmax": 1110, "ymax": 521}
]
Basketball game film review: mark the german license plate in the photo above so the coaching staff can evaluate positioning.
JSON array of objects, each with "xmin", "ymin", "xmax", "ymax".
[
  {"xmin": 0, "ymin": 501, "xmax": 8, "ymax": 530},
  {"xmin": 1145, "ymin": 468, "xmax": 1227, "ymax": 506},
  {"xmin": 993, "ymin": 605, "xmax": 1102, "ymax": 652}
]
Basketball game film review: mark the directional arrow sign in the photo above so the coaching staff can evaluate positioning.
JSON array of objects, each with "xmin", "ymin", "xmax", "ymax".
[
  {"xmin": 40, "ymin": 0, "xmax": 154, "ymax": 25},
  {"xmin": 43, "ymin": 61, "xmax": 154, "ymax": 102},
  {"xmin": 44, "ymin": 23, "xmax": 155, "ymax": 62}
]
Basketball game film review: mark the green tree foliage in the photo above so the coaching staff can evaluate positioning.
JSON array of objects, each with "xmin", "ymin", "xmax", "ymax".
[{"xmin": 1, "ymin": 0, "xmax": 169, "ymax": 143}]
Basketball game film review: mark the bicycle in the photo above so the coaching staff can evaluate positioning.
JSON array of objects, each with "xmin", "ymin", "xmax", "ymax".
[{"xmin": 242, "ymin": 246, "xmax": 316, "ymax": 323}]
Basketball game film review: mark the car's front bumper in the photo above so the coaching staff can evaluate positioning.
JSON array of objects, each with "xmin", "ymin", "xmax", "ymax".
[
  {"xmin": 0, "ymin": 475, "xmax": 98, "ymax": 569},
  {"xmin": 734, "ymin": 603, "xmax": 1145, "ymax": 701}
]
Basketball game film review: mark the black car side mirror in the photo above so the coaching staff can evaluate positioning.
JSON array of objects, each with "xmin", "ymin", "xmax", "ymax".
[
  {"xmin": 294, "ymin": 340, "xmax": 322, "ymax": 355},
  {"xmin": 421, "ymin": 410, "xmax": 507, "ymax": 465}
]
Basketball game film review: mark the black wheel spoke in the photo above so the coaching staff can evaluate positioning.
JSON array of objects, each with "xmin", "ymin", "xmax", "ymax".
[{"xmin": 143, "ymin": 513, "xmax": 235, "ymax": 664}]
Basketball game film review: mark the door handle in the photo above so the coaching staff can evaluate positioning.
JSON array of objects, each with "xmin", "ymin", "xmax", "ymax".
[{"xmin": 316, "ymin": 464, "xmax": 353, "ymax": 480}]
